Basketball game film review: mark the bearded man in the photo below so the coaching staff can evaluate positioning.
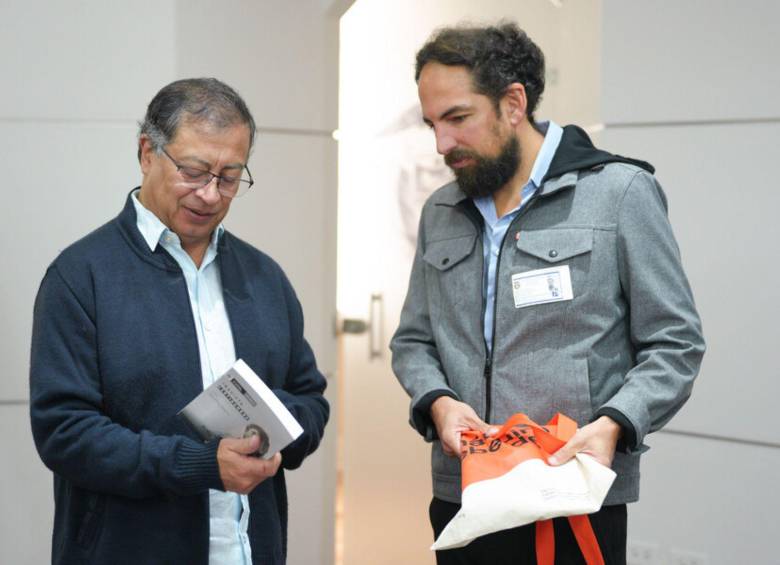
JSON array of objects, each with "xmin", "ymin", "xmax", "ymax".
[{"xmin": 390, "ymin": 23, "xmax": 704, "ymax": 565}]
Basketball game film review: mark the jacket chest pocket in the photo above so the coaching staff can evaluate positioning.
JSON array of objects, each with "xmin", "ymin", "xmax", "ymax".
[
  {"xmin": 511, "ymin": 228, "xmax": 594, "ymax": 298},
  {"xmin": 423, "ymin": 234, "xmax": 478, "ymax": 308}
]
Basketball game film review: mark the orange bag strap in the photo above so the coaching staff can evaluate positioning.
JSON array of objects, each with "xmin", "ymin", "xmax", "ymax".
[
  {"xmin": 534, "ymin": 516, "xmax": 605, "ymax": 565},
  {"xmin": 545, "ymin": 412, "xmax": 578, "ymax": 441},
  {"xmin": 492, "ymin": 413, "xmax": 577, "ymax": 442},
  {"xmin": 535, "ymin": 519, "xmax": 555, "ymax": 565},
  {"xmin": 491, "ymin": 413, "xmax": 577, "ymax": 462},
  {"xmin": 567, "ymin": 515, "xmax": 605, "ymax": 565},
  {"xmin": 526, "ymin": 413, "xmax": 603, "ymax": 565}
]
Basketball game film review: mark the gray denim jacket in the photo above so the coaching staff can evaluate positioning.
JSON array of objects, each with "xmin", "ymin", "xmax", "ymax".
[{"xmin": 390, "ymin": 142, "xmax": 705, "ymax": 505}]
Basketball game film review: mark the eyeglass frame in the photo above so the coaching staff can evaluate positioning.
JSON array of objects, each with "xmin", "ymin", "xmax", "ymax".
[{"xmin": 160, "ymin": 148, "xmax": 254, "ymax": 198}]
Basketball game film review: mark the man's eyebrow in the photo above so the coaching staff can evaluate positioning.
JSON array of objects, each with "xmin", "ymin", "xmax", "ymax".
[
  {"xmin": 220, "ymin": 163, "xmax": 245, "ymax": 171},
  {"xmin": 422, "ymin": 104, "xmax": 472, "ymax": 126},
  {"xmin": 179, "ymin": 155, "xmax": 245, "ymax": 171}
]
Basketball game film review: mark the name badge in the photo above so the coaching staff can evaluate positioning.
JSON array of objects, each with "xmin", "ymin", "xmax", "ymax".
[{"xmin": 511, "ymin": 265, "xmax": 573, "ymax": 308}]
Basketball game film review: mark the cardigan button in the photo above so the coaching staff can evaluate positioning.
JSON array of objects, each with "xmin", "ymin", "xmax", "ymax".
[
  {"xmin": 442, "ymin": 257, "xmax": 450, "ymax": 265},
  {"xmin": 549, "ymin": 250, "xmax": 558, "ymax": 258}
]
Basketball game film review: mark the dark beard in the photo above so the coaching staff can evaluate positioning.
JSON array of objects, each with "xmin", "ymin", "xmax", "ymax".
[{"xmin": 446, "ymin": 134, "xmax": 520, "ymax": 199}]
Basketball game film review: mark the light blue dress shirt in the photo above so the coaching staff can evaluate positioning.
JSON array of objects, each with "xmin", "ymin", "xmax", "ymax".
[
  {"xmin": 132, "ymin": 191, "xmax": 252, "ymax": 565},
  {"xmin": 473, "ymin": 121, "xmax": 563, "ymax": 352}
]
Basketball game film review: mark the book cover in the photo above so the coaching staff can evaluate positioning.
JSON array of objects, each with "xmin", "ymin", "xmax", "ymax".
[{"xmin": 179, "ymin": 359, "xmax": 303, "ymax": 459}]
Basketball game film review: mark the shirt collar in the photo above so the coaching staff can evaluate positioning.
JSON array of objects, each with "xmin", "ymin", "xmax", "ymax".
[
  {"xmin": 528, "ymin": 120, "xmax": 563, "ymax": 188},
  {"xmin": 131, "ymin": 189, "xmax": 224, "ymax": 252}
]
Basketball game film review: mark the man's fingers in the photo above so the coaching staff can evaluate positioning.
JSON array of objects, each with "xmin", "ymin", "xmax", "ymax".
[
  {"xmin": 229, "ymin": 435, "xmax": 261, "ymax": 455},
  {"xmin": 441, "ymin": 429, "xmax": 461, "ymax": 457},
  {"xmin": 548, "ymin": 439, "xmax": 578, "ymax": 466},
  {"xmin": 431, "ymin": 398, "xmax": 501, "ymax": 457},
  {"xmin": 585, "ymin": 451, "xmax": 612, "ymax": 468},
  {"xmin": 247, "ymin": 451, "xmax": 282, "ymax": 474},
  {"xmin": 546, "ymin": 417, "xmax": 620, "ymax": 467},
  {"xmin": 266, "ymin": 452, "xmax": 282, "ymax": 473},
  {"xmin": 220, "ymin": 449, "xmax": 282, "ymax": 494},
  {"xmin": 461, "ymin": 413, "xmax": 494, "ymax": 435}
]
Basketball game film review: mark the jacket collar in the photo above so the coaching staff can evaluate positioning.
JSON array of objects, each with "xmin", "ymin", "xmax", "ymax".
[
  {"xmin": 115, "ymin": 189, "xmax": 249, "ymax": 304},
  {"xmin": 216, "ymin": 232, "xmax": 252, "ymax": 303},
  {"xmin": 543, "ymin": 125, "xmax": 654, "ymax": 182},
  {"xmin": 538, "ymin": 171, "xmax": 579, "ymax": 197},
  {"xmin": 130, "ymin": 189, "xmax": 225, "ymax": 255},
  {"xmin": 116, "ymin": 189, "xmax": 180, "ymax": 272},
  {"xmin": 432, "ymin": 181, "xmax": 468, "ymax": 207}
]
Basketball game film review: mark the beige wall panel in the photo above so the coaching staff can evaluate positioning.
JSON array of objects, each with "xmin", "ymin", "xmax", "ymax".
[
  {"xmin": 0, "ymin": 122, "xmax": 141, "ymax": 400},
  {"xmin": 601, "ymin": 123, "xmax": 780, "ymax": 446},
  {"xmin": 602, "ymin": 0, "xmax": 780, "ymax": 124},
  {"xmin": 0, "ymin": 1, "xmax": 175, "ymax": 120},
  {"xmin": 0, "ymin": 405, "xmax": 55, "ymax": 564},
  {"xmin": 175, "ymin": 0, "xmax": 338, "ymax": 132},
  {"xmin": 285, "ymin": 388, "xmax": 337, "ymax": 565},
  {"xmin": 628, "ymin": 431, "xmax": 777, "ymax": 564}
]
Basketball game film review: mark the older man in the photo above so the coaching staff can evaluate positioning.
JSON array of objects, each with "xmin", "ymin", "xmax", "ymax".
[
  {"xmin": 390, "ymin": 23, "xmax": 705, "ymax": 564},
  {"xmin": 30, "ymin": 78, "xmax": 329, "ymax": 565}
]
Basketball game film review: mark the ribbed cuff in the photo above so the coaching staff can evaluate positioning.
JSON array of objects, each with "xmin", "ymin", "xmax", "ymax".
[
  {"xmin": 413, "ymin": 389, "xmax": 459, "ymax": 441},
  {"xmin": 176, "ymin": 438, "xmax": 223, "ymax": 493}
]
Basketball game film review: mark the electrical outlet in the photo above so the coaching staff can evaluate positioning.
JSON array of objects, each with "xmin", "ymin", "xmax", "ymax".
[
  {"xmin": 669, "ymin": 548, "xmax": 708, "ymax": 565},
  {"xmin": 627, "ymin": 540, "xmax": 661, "ymax": 565}
]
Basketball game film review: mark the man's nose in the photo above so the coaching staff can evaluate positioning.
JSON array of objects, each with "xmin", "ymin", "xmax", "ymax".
[
  {"xmin": 196, "ymin": 177, "xmax": 222, "ymax": 204},
  {"xmin": 435, "ymin": 129, "xmax": 457, "ymax": 155}
]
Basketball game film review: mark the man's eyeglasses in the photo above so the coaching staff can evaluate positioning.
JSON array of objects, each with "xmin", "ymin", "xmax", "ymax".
[{"xmin": 161, "ymin": 149, "xmax": 254, "ymax": 198}]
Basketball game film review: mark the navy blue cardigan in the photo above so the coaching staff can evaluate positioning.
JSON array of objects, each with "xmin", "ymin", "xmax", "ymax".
[{"xmin": 30, "ymin": 192, "xmax": 329, "ymax": 565}]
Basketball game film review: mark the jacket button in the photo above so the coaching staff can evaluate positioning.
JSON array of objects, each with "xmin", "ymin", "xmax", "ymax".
[
  {"xmin": 442, "ymin": 257, "xmax": 450, "ymax": 265},
  {"xmin": 549, "ymin": 250, "xmax": 558, "ymax": 258}
]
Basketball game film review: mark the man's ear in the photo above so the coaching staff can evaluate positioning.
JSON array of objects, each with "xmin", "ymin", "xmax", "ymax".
[
  {"xmin": 502, "ymin": 82, "xmax": 528, "ymax": 126},
  {"xmin": 138, "ymin": 135, "xmax": 155, "ymax": 175}
]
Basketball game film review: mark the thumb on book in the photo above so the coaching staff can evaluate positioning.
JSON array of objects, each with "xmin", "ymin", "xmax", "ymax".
[{"xmin": 233, "ymin": 434, "xmax": 261, "ymax": 455}]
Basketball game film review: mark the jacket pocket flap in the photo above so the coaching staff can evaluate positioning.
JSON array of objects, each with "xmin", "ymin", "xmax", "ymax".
[
  {"xmin": 423, "ymin": 235, "xmax": 476, "ymax": 271},
  {"xmin": 516, "ymin": 228, "xmax": 593, "ymax": 263}
]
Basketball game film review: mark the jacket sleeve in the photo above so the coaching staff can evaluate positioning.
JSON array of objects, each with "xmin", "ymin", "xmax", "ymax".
[
  {"xmin": 390, "ymin": 205, "xmax": 460, "ymax": 441},
  {"xmin": 597, "ymin": 170, "xmax": 705, "ymax": 449},
  {"xmin": 29, "ymin": 265, "xmax": 223, "ymax": 499},
  {"xmin": 274, "ymin": 271, "xmax": 330, "ymax": 470}
]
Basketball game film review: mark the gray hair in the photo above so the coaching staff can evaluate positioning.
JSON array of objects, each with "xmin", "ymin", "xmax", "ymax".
[{"xmin": 137, "ymin": 77, "xmax": 256, "ymax": 161}]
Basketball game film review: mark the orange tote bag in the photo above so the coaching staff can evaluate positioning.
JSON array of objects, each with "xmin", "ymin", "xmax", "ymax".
[{"xmin": 431, "ymin": 413, "xmax": 616, "ymax": 565}]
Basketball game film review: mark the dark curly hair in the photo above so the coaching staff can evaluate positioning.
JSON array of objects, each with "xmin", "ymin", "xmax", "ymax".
[{"xmin": 415, "ymin": 22, "xmax": 545, "ymax": 124}]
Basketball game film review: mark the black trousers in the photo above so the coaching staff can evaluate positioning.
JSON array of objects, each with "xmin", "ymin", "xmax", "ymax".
[{"xmin": 430, "ymin": 498, "xmax": 627, "ymax": 565}]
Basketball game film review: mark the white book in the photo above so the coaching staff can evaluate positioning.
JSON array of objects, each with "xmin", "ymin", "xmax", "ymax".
[{"xmin": 179, "ymin": 359, "xmax": 303, "ymax": 459}]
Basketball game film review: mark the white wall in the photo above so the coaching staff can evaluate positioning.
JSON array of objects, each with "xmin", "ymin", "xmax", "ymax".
[
  {"xmin": 601, "ymin": 2, "xmax": 780, "ymax": 563},
  {"xmin": 0, "ymin": 1, "xmax": 338, "ymax": 564}
]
